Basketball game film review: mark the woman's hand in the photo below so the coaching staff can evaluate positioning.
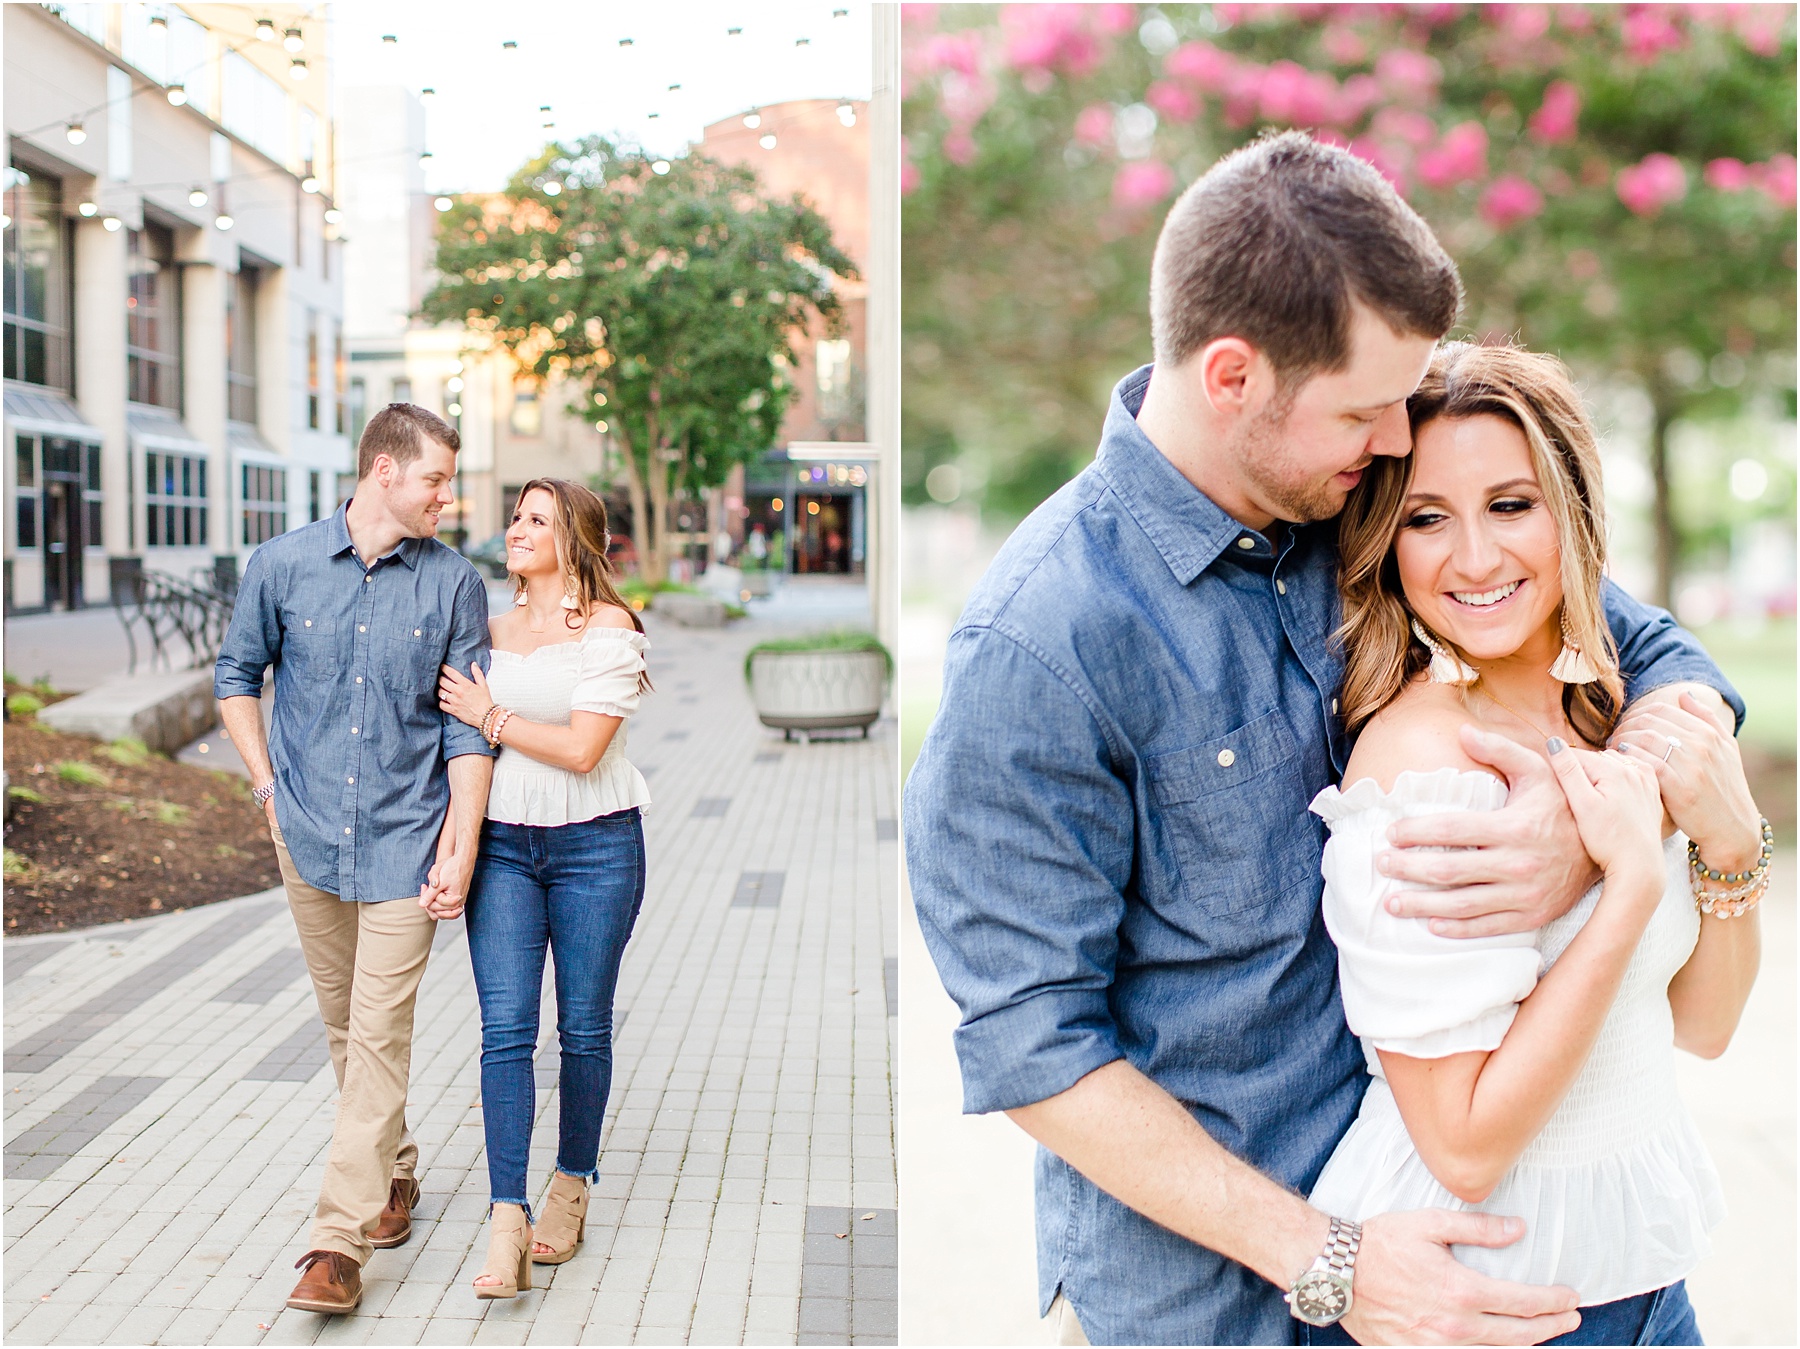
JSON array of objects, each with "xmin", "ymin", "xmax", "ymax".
[
  {"xmin": 1544, "ymin": 739, "xmax": 1664, "ymax": 885},
  {"xmin": 438, "ymin": 662, "xmax": 495, "ymax": 730},
  {"xmin": 1612, "ymin": 691, "xmax": 1761, "ymax": 873}
]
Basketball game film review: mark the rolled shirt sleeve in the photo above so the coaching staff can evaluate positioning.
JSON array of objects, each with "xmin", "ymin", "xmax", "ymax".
[
  {"xmin": 214, "ymin": 549, "xmax": 279, "ymax": 701},
  {"xmin": 905, "ymin": 625, "xmax": 1132, "ymax": 1115},
  {"xmin": 441, "ymin": 568, "xmax": 498, "ymax": 762},
  {"xmin": 1604, "ymin": 579, "xmax": 1744, "ymax": 731}
]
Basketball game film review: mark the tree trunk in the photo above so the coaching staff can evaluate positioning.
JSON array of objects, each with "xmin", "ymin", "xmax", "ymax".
[
  {"xmin": 644, "ymin": 397, "xmax": 669, "ymax": 584},
  {"xmin": 617, "ymin": 437, "xmax": 652, "ymax": 586},
  {"xmin": 1647, "ymin": 389, "xmax": 1678, "ymax": 612}
]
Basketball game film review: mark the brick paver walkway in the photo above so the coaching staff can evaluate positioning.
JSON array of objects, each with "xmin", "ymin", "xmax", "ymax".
[{"xmin": 4, "ymin": 596, "xmax": 898, "ymax": 1346}]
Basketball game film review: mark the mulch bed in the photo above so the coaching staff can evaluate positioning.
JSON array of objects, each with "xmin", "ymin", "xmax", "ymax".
[{"xmin": 4, "ymin": 710, "xmax": 282, "ymax": 936}]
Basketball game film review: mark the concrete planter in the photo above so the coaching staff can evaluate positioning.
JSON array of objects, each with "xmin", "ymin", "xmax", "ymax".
[
  {"xmin": 656, "ymin": 592, "xmax": 728, "ymax": 628},
  {"xmin": 739, "ymin": 570, "xmax": 779, "ymax": 597},
  {"xmin": 38, "ymin": 669, "xmax": 217, "ymax": 754},
  {"xmin": 750, "ymin": 649, "xmax": 888, "ymax": 740}
]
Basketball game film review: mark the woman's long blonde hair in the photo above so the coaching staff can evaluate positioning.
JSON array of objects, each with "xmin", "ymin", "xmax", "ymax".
[
  {"xmin": 511, "ymin": 477, "xmax": 651, "ymax": 694},
  {"xmin": 1334, "ymin": 342, "xmax": 1623, "ymax": 746}
]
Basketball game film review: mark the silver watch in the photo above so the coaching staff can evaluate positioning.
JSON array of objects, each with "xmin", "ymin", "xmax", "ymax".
[
  {"xmin": 252, "ymin": 780, "xmax": 276, "ymax": 808},
  {"xmin": 1286, "ymin": 1215, "xmax": 1361, "ymax": 1327}
]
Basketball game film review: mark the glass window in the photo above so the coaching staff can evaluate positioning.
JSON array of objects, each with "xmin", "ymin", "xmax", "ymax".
[
  {"xmin": 3, "ymin": 164, "xmax": 72, "ymax": 388},
  {"xmin": 16, "ymin": 434, "xmax": 37, "ymax": 489},
  {"xmin": 242, "ymin": 462, "xmax": 288, "ymax": 545},
  {"xmin": 306, "ymin": 312, "xmax": 320, "ymax": 429},
  {"xmin": 145, "ymin": 450, "xmax": 209, "ymax": 547},
  {"xmin": 510, "ymin": 387, "xmax": 541, "ymax": 437},
  {"xmin": 227, "ymin": 266, "xmax": 259, "ymax": 423},
  {"xmin": 349, "ymin": 377, "xmax": 368, "ymax": 446},
  {"xmin": 16, "ymin": 495, "xmax": 37, "ymax": 549},
  {"xmin": 127, "ymin": 224, "xmax": 181, "ymax": 408}
]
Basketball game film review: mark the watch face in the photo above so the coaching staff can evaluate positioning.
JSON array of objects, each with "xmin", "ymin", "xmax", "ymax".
[{"xmin": 1290, "ymin": 1271, "xmax": 1352, "ymax": 1326}]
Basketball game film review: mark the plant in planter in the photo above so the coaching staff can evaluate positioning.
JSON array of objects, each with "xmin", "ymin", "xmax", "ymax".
[{"xmin": 744, "ymin": 630, "xmax": 892, "ymax": 741}]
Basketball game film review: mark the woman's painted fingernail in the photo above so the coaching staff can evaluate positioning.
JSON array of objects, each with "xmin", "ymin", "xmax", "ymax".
[
  {"xmin": 1385, "ymin": 896, "xmax": 1401, "ymax": 915},
  {"xmin": 1546, "ymin": 736, "xmax": 1567, "ymax": 755}
]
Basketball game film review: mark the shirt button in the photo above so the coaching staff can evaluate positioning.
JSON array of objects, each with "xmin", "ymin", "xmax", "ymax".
[
  {"xmin": 1276, "ymin": 579, "xmax": 1287, "ymax": 595},
  {"xmin": 1332, "ymin": 698, "xmax": 1340, "ymax": 715},
  {"xmin": 304, "ymin": 619, "xmax": 312, "ymax": 627},
  {"xmin": 348, "ymin": 776, "xmax": 355, "ymax": 784},
  {"xmin": 344, "ymin": 827, "xmax": 352, "ymax": 835},
  {"xmin": 365, "ymin": 575, "xmax": 373, "ymax": 583},
  {"xmin": 1217, "ymin": 749, "xmax": 1236, "ymax": 768},
  {"xmin": 414, "ymin": 629, "xmax": 422, "ymax": 637},
  {"xmin": 351, "ymin": 727, "xmax": 359, "ymax": 734},
  {"xmin": 359, "ymin": 625, "xmax": 366, "ymax": 633},
  {"xmin": 356, "ymin": 676, "xmax": 363, "ymax": 683},
  {"xmin": 1237, "ymin": 536, "xmax": 1255, "ymax": 550}
]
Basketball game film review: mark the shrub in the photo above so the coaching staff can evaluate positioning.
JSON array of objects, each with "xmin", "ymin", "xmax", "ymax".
[
  {"xmin": 6, "ymin": 692, "xmax": 43, "ymax": 717},
  {"xmin": 743, "ymin": 630, "xmax": 894, "ymax": 683},
  {"xmin": 8, "ymin": 786, "xmax": 45, "ymax": 804},
  {"xmin": 55, "ymin": 761, "xmax": 110, "ymax": 788},
  {"xmin": 99, "ymin": 738, "xmax": 153, "ymax": 768}
]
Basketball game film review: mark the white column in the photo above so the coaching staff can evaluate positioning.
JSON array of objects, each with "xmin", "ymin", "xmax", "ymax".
[
  {"xmin": 73, "ymin": 217, "xmax": 129, "ymax": 596},
  {"xmin": 867, "ymin": 5, "xmax": 902, "ymax": 659},
  {"xmin": 181, "ymin": 261, "xmax": 229, "ymax": 556}
]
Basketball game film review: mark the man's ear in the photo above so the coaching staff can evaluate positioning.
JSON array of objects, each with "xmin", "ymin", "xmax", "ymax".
[{"xmin": 1195, "ymin": 337, "xmax": 1269, "ymax": 419}]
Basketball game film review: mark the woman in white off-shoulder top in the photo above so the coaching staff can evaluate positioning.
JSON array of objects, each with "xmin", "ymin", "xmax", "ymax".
[
  {"xmin": 436, "ymin": 479, "xmax": 652, "ymax": 1299},
  {"xmin": 1303, "ymin": 345, "xmax": 1764, "ymax": 1346}
]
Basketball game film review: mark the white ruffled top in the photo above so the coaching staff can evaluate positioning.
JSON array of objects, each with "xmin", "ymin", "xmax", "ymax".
[
  {"xmin": 483, "ymin": 626, "xmax": 652, "ymax": 826},
  {"xmin": 1306, "ymin": 768, "xmax": 1724, "ymax": 1306}
]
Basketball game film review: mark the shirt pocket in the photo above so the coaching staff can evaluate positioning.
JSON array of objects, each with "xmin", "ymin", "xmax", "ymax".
[
  {"xmin": 1143, "ymin": 710, "xmax": 1315, "ymax": 918},
  {"xmin": 379, "ymin": 622, "xmax": 443, "ymax": 695},
  {"xmin": 280, "ymin": 610, "xmax": 338, "ymax": 675}
]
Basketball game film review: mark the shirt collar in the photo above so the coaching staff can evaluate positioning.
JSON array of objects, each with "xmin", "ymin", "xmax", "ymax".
[
  {"xmin": 326, "ymin": 499, "xmax": 422, "ymax": 570},
  {"xmin": 1094, "ymin": 365, "xmax": 1274, "ymax": 586}
]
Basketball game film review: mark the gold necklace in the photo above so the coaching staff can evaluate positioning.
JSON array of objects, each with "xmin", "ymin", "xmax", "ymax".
[{"xmin": 1472, "ymin": 679, "xmax": 1568, "ymax": 746}]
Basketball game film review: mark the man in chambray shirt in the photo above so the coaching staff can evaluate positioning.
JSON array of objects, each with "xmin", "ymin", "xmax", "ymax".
[
  {"xmin": 905, "ymin": 134, "xmax": 1741, "ymax": 1346},
  {"xmin": 215, "ymin": 403, "xmax": 496, "ymax": 1315}
]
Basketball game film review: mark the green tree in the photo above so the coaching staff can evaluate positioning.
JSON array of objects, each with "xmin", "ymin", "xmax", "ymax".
[
  {"xmin": 423, "ymin": 138, "xmax": 858, "ymax": 582},
  {"xmin": 904, "ymin": 4, "xmax": 1795, "ymax": 606}
]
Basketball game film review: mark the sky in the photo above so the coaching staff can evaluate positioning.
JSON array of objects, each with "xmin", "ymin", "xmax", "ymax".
[{"xmin": 331, "ymin": 1, "xmax": 873, "ymax": 193}]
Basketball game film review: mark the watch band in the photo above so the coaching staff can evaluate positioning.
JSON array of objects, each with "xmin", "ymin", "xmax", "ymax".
[
  {"xmin": 1321, "ymin": 1215, "xmax": 1361, "ymax": 1281},
  {"xmin": 252, "ymin": 780, "xmax": 276, "ymax": 807}
]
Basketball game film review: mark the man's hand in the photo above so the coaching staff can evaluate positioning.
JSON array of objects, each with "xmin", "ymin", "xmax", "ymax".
[
  {"xmin": 1379, "ymin": 726, "xmax": 1596, "ymax": 938},
  {"xmin": 420, "ymin": 848, "xmax": 470, "ymax": 921},
  {"xmin": 1341, "ymin": 1210, "xmax": 1580, "ymax": 1346},
  {"xmin": 264, "ymin": 797, "xmax": 277, "ymax": 831}
]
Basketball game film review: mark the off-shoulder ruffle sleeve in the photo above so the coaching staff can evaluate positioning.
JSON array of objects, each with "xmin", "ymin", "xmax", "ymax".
[
  {"xmin": 1309, "ymin": 768, "xmax": 1543, "ymax": 1060},
  {"xmin": 570, "ymin": 628, "xmax": 649, "ymax": 718}
]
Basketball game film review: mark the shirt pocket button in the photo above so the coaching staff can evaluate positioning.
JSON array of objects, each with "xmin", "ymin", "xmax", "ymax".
[{"xmin": 1217, "ymin": 749, "xmax": 1236, "ymax": 768}]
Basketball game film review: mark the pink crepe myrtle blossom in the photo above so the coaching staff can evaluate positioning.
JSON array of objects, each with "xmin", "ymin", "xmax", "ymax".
[
  {"xmin": 1145, "ymin": 81, "xmax": 1202, "ymax": 124},
  {"xmin": 1092, "ymin": 4, "xmax": 1138, "ymax": 35},
  {"xmin": 916, "ymin": 31, "xmax": 984, "ymax": 79},
  {"xmin": 1528, "ymin": 81, "xmax": 1581, "ymax": 145},
  {"xmin": 942, "ymin": 129, "xmax": 977, "ymax": 167},
  {"xmin": 1480, "ymin": 175, "xmax": 1546, "ymax": 228},
  {"xmin": 1373, "ymin": 107, "xmax": 1438, "ymax": 148},
  {"xmin": 1417, "ymin": 122, "xmax": 1490, "ymax": 189},
  {"xmin": 1760, "ymin": 154, "xmax": 1797, "ymax": 208},
  {"xmin": 1258, "ymin": 60, "xmax": 1337, "ymax": 127},
  {"xmin": 1705, "ymin": 157, "xmax": 1753, "ymax": 191},
  {"xmin": 1496, "ymin": 5, "xmax": 1553, "ymax": 41},
  {"xmin": 1621, "ymin": 6, "xmax": 1687, "ymax": 61},
  {"xmin": 1322, "ymin": 25, "xmax": 1367, "ymax": 65},
  {"xmin": 901, "ymin": 158, "xmax": 921, "ymax": 195},
  {"xmin": 1113, "ymin": 160, "xmax": 1177, "ymax": 210},
  {"xmin": 1165, "ymin": 40, "xmax": 1238, "ymax": 93},
  {"xmin": 1557, "ymin": 4, "xmax": 1596, "ymax": 33},
  {"xmin": 1616, "ymin": 153, "xmax": 1688, "ymax": 216},
  {"xmin": 1334, "ymin": 74, "xmax": 1383, "ymax": 126},
  {"xmin": 1000, "ymin": 5, "xmax": 1104, "ymax": 77},
  {"xmin": 1074, "ymin": 103, "xmax": 1116, "ymax": 147},
  {"xmin": 1375, "ymin": 48, "xmax": 1444, "ymax": 104},
  {"xmin": 1347, "ymin": 137, "xmax": 1411, "ymax": 196}
]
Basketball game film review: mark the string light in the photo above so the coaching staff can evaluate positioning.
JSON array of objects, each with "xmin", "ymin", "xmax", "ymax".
[
  {"xmin": 188, "ymin": 187, "xmax": 208, "ymax": 207},
  {"xmin": 256, "ymin": 18, "xmax": 277, "ymax": 41},
  {"xmin": 421, "ymin": 87, "xmax": 436, "ymax": 100},
  {"xmin": 102, "ymin": 216, "xmax": 122, "ymax": 232},
  {"xmin": 618, "ymin": 37, "xmax": 633, "ymax": 46},
  {"xmin": 167, "ymin": 84, "xmax": 187, "ymax": 106},
  {"xmin": 837, "ymin": 102, "xmax": 856, "ymax": 127},
  {"xmin": 380, "ymin": 33, "xmax": 397, "ymax": 44},
  {"xmin": 77, "ymin": 201, "xmax": 97, "ymax": 217},
  {"xmin": 149, "ymin": 10, "xmax": 167, "ymax": 29},
  {"xmin": 289, "ymin": 57, "xmax": 308, "ymax": 80},
  {"xmin": 420, "ymin": 150, "xmax": 433, "ymax": 163},
  {"xmin": 66, "ymin": 121, "xmax": 87, "ymax": 145},
  {"xmin": 651, "ymin": 160, "xmax": 671, "ymax": 175},
  {"xmin": 283, "ymin": 26, "xmax": 303, "ymax": 52},
  {"xmin": 434, "ymin": 196, "xmax": 453, "ymax": 212},
  {"xmin": 728, "ymin": 27, "xmax": 742, "ymax": 35},
  {"xmin": 743, "ymin": 111, "xmax": 761, "ymax": 128},
  {"xmin": 215, "ymin": 212, "xmax": 234, "ymax": 230},
  {"xmin": 323, "ymin": 207, "xmax": 343, "ymax": 224},
  {"xmin": 759, "ymin": 133, "xmax": 777, "ymax": 150}
]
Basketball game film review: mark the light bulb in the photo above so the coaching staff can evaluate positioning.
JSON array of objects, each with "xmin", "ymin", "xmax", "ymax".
[
  {"xmin": 301, "ymin": 175, "xmax": 320, "ymax": 193},
  {"xmin": 447, "ymin": 376, "xmax": 464, "ymax": 393},
  {"xmin": 651, "ymin": 160, "xmax": 671, "ymax": 175},
  {"xmin": 543, "ymin": 181, "xmax": 562, "ymax": 196},
  {"xmin": 447, "ymin": 402, "xmax": 462, "ymax": 417},
  {"xmin": 289, "ymin": 57, "xmax": 308, "ymax": 80},
  {"xmin": 434, "ymin": 196, "xmax": 453, "ymax": 212},
  {"xmin": 323, "ymin": 208, "xmax": 343, "ymax": 225},
  {"xmin": 283, "ymin": 26, "xmax": 303, "ymax": 52},
  {"xmin": 188, "ymin": 187, "xmax": 208, "ymax": 207},
  {"xmin": 66, "ymin": 122, "xmax": 87, "ymax": 145},
  {"xmin": 256, "ymin": 17, "xmax": 276, "ymax": 41},
  {"xmin": 743, "ymin": 112, "xmax": 761, "ymax": 129},
  {"xmin": 837, "ymin": 103, "xmax": 856, "ymax": 127},
  {"xmin": 0, "ymin": 214, "xmax": 11, "ymax": 230},
  {"xmin": 596, "ymin": 420, "xmax": 608, "ymax": 432},
  {"xmin": 78, "ymin": 201, "xmax": 98, "ymax": 217},
  {"xmin": 167, "ymin": 84, "xmax": 188, "ymax": 106},
  {"xmin": 149, "ymin": 10, "xmax": 167, "ymax": 29},
  {"xmin": 102, "ymin": 216, "xmax": 122, "ymax": 232},
  {"xmin": 759, "ymin": 133, "xmax": 777, "ymax": 150},
  {"xmin": 420, "ymin": 151, "xmax": 433, "ymax": 164},
  {"xmin": 215, "ymin": 213, "xmax": 234, "ymax": 230},
  {"xmin": 421, "ymin": 87, "xmax": 435, "ymax": 100}
]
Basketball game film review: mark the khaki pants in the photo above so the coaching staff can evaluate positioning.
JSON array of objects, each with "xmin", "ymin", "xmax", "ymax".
[
  {"xmin": 1050, "ymin": 1294, "xmax": 1091, "ymax": 1346},
  {"xmin": 273, "ymin": 824, "xmax": 434, "ymax": 1266}
]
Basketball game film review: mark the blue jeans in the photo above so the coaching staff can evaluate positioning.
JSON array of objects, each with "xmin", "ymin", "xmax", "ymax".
[
  {"xmin": 465, "ymin": 810, "xmax": 646, "ymax": 1212},
  {"xmin": 1301, "ymin": 1280, "xmax": 1702, "ymax": 1346}
]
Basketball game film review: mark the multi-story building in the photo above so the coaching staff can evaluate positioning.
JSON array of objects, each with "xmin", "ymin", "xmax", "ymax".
[{"xmin": 3, "ymin": 2, "xmax": 349, "ymax": 614}]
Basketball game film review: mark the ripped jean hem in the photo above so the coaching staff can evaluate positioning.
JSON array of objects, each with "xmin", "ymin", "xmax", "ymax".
[{"xmin": 487, "ymin": 1198, "xmax": 535, "ymax": 1226}]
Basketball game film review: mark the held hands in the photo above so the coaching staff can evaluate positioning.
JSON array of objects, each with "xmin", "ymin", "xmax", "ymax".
[
  {"xmin": 1379, "ymin": 726, "xmax": 1593, "ymax": 938},
  {"xmin": 438, "ymin": 662, "xmax": 494, "ymax": 731},
  {"xmin": 1543, "ymin": 739, "xmax": 1664, "ymax": 884},
  {"xmin": 1610, "ymin": 691, "xmax": 1761, "ymax": 872},
  {"xmin": 419, "ymin": 835, "xmax": 470, "ymax": 921},
  {"xmin": 1339, "ymin": 1210, "xmax": 1580, "ymax": 1346}
]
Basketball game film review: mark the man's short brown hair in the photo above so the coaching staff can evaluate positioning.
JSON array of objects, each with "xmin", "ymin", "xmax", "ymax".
[
  {"xmin": 357, "ymin": 403, "xmax": 461, "ymax": 479},
  {"xmin": 1150, "ymin": 131, "xmax": 1462, "ymax": 384}
]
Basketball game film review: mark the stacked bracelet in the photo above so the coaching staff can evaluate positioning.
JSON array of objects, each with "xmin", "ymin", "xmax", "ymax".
[
  {"xmin": 487, "ymin": 708, "xmax": 514, "ymax": 747},
  {"xmin": 1689, "ymin": 816, "xmax": 1774, "ymax": 919},
  {"xmin": 479, "ymin": 705, "xmax": 500, "ymax": 743}
]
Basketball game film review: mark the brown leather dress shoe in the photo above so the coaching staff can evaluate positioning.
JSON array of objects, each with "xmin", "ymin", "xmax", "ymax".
[
  {"xmin": 369, "ymin": 1176, "xmax": 421, "ymax": 1249},
  {"xmin": 287, "ymin": 1250, "xmax": 362, "ymax": 1314}
]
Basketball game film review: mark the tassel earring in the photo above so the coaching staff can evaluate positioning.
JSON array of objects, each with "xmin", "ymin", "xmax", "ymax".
[
  {"xmin": 560, "ymin": 572, "xmax": 582, "ymax": 611},
  {"xmin": 514, "ymin": 590, "xmax": 528, "ymax": 607},
  {"xmin": 1550, "ymin": 611, "xmax": 1601, "ymax": 684},
  {"xmin": 1411, "ymin": 617, "xmax": 1478, "ymax": 686}
]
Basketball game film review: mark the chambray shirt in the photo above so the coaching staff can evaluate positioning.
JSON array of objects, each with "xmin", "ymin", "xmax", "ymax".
[
  {"xmin": 903, "ymin": 366, "xmax": 1742, "ymax": 1347},
  {"xmin": 214, "ymin": 503, "xmax": 496, "ymax": 902}
]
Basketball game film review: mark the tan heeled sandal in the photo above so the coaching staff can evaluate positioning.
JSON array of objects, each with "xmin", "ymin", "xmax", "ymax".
[
  {"xmin": 531, "ymin": 1171, "xmax": 588, "ymax": 1265},
  {"xmin": 473, "ymin": 1203, "xmax": 533, "ymax": 1299}
]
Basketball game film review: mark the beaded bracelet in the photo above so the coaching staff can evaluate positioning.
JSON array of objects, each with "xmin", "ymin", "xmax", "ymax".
[
  {"xmin": 479, "ymin": 705, "xmax": 501, "ymax": 743},
  {"xmin": 488, "ymin": 708, "xmax": 514, "ymax": 747},
  {"xmin": 1689, "ymin": 816, "xmax": 1774, "ymax": 919}
]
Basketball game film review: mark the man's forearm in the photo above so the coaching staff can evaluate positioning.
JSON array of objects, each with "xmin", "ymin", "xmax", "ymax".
[
  {"xmin": 218, "ymin": 697, "xmax": 274, "ymax": 783},
  {"xmin": 1007, "ymin": 1059, "xmax": 1327, "ymax": 1293},
  {"xmin": 444, "ymin": 753, "xmax": 493, "ymax": 857}
]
